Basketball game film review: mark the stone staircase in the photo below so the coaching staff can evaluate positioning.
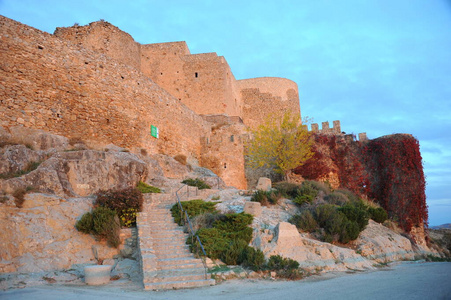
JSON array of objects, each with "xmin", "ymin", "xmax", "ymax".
[{"xmin": 137, "ymin": 190, "xmax": 215, "ymax": 290}]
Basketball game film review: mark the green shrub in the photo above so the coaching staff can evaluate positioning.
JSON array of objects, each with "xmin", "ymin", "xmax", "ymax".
[
  {"xmin": 191, "ymin": 212, "xmax": 254, "ymax": 263},
  {"xmin": 368, "ymin": 207, "xmax": 388, "ymax": 223},
  {"xmin": 213, "ymin": 213, "xmax": 254, "ymax": 243},
  {"xmin": 273, "ymin": 181, "xmax": 300, "ymax": 198},
  {"xmin": 136, "ymin": 181, "xmax": 161, "ymax": 193},
  {"xmin": 338, "ymin": 201, "xmax": 369, "ymax": 231},
  {"xmin": 221, "ymin": 239, "xmax": 249, "ymax": 265},
  {"xmin": 293, "ymin": 181, "xmax": 319, "ymax": 206},
  {"xmin": 182, "ymin": 178, "xmax": 211, "ymax": 190},
  {"xmin": 95, "ymin": 187, "xmax": 143, "ymax": 227},
  {"xmin": 195, "ymin": 227, "xmax": 230, "ymax": 259},
  {"xmin": 304, "ymin": 180, "xmax": 331, "ymax": 195},
  {"xmin": 241, "ymin": 246, "xmax": 266, "ymax": 271},
  {"xmin": 171, "ymin": 199, "xmax": 218, "ymax": 225},
  {"xmin": 289, "ymin": 210, "xmax": 318, "ymax": 232},
  {"xmin": 75, "ymin": 206, "xmax": 121, "ymax": 248},
  {"xmin": 339, "ymin": 219, "xmax": 361, "ymax": 243},
  {"xmin": 251, "ymin": 190, "xmax": 282, "ymax": 206},
  {"xmin": 267, "ymin": 255, "xmax": 300, "ymax": 271},
  {"xmin": 335, "ymin": 189, "xmax": 359, "ymax": 202},
  {"xmin": 324, "ymin": 192, "xmax": 349, "ymax": 205}
]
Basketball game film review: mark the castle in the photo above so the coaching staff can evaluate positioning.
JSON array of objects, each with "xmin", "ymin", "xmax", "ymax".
[{"xmin": 1, "ymin": 16, "xmax": 309, "ymax": 189}]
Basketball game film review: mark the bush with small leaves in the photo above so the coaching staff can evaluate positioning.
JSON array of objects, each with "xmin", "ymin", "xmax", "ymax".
[
  {"xmin": 195, "ymin": 227, "xmax": 230, "ymax": 259},
  {"xmin": 293, "ymin": 181, "xmax": 319, "ymax": 206},
  {"xmin": 75, "ymin": 206, "xmax": 121, "ymax": 248},
  {"xmin": 241, "ymin": 246, "xmax": 266, "ymax": 271},
  {"xmin": 136, "ymin": 181, "xmax": 161, "ymax": 194},
  {"xmin": 338, "ymin": 200, "xmax": 369, "ymax": 231},
  {"xmin": 324, "ymin": 192, "xmax": 349, "ymax": 205},
  {"xmin": 221, "ymin": 239, "xmax": 249, "ymax": 265},
  {"xmin": 289, "ymin": 210, "xmax": 318, "ymax": 232},
  {"xmin": 171, "ymin": 199, "xmax": 218, "ymax": 225},
  {"xmin": 368, "ymin": 206, "xmax": 388, "ymax": 223},
  {"xmin": 95, "ymin": 187, "xmax": 143, "ymax": 227},
  {"xmin": 251, "ymin": 190, "xmax": 283, "ymax": 206},
  {"xmin": 182, "ymin": 178, "xmax": 211, "ymax": 190},
  {"xmin": 273, "ymin": 181, "xmax": 300, "ymax": 198}
]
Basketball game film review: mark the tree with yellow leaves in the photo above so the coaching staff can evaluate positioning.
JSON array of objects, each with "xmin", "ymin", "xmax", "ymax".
[{"xmin": 246, "ymin": 112, "xmax": 313, "ymax": 180}]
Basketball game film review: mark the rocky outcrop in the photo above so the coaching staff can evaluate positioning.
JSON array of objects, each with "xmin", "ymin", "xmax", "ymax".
[
  {"xmin": 1, "ymin": 150, "xmax": 148, "ymax": 197},
  {"xmin": 2, "ymin": 126, "xmax": 69, "ymax": 151},
  {"xmin": 353, "ymin": 220, "xmax": 416, "ymax": 262},
  {"xmin": 0, "ymin": 193, "xmax": 119, "ymax": 273},
  {"xmin": 0, "ymin": 145, "xmax": 47, "ymax": 175},
  {"xmin": 253, "ymin": 222, "xmax": 375, "ymax": 272}
]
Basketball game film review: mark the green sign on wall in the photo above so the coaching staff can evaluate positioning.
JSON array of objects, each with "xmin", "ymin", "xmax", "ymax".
[{"xmin": 151, "ymin": 125, "xmax": 159, "ymax": 138}]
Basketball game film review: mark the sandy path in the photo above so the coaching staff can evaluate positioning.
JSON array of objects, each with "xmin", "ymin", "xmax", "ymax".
[{"xmin": 1, "ymin": 262, "xmax": 450, "ymax": 300}]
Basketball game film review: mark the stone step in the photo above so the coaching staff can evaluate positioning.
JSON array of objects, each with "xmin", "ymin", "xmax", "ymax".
[
  {"xmin": 156, "ymin": 252, "xmax": 195, "ymax": 260},
  {"xmin": 144, "ymin": 278, "xmax": 215, "ymax": 290},
  {"xmin": 152, "ymin": 243, "xmax": 191, "ymax": 251},
  {"xmin": 144, "ymin": 273, "xmax": 207, "ymax": 284},
  {"xmin": 150, "ymin": 267, "xmax": 207, "ymax": 277},
  {"xmin": 158, "ymin": 261, "xmax": 204, "ymax": 271},
  {"xmin": 157, "ymin": 257, "xmax": 203, "ymax": 267}
]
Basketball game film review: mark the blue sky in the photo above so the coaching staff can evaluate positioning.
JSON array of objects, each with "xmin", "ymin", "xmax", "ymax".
[{"xmin": 1, "ymin": 0, "xmax": 450, "ymax": 225}]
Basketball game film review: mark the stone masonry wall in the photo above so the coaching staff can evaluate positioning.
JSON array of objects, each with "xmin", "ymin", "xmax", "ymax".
[
  {"xmin": 0, "ymin": 16, "xmax": 209, "ymax": 161},
  {"xmin": 140, "ymin": 42, "xmax": 242, "ymax": 117},
  {"xmin": 200, "ymin": 115, "xmax": 248, "ymax": 189},
  {"xmin": 54, "ymin": 21, "xmax": 141, "ymax": 71},
  {"xmin": 237, "ymin": 77, "xmax": 301, "ymax": 129}
]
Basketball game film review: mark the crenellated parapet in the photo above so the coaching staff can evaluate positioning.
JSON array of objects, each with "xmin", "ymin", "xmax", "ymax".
[{"xmin": 310, "ymin": 120, "xmax": 368, "ymax": 141}]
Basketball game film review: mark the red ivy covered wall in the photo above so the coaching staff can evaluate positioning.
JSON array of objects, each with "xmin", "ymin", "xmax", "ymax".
[{"xmin": 294, "ymin": 133, "xmax": 428, "ymax": 233}]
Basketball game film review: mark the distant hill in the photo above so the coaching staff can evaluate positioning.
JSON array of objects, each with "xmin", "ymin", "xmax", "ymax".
[{"xmin": 430, "ymin": 223, "xmax": 451, "ymax": 230}]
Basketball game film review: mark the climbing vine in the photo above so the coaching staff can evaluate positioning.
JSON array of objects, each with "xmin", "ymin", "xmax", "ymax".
[{"xmin": 294, "ymin": 133, "xmax": 428, "ymax": 232}]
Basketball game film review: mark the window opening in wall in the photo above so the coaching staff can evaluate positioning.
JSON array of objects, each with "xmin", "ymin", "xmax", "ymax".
[
  {"xmin": 160, "ymin": 72, "xmax": 163, "ymax": 75},
  {"xmin": 230, "ymin": 135, "xmax": 234, "ymax": 142},
  {"xmin": 195, "ymin": 72, "xmax": 198, "ymax": 78},
  {"xmin": 224, "ymin": 163, "xmax": 227, "ymax": 169},
  {"xmin": 106, "ymin": 119, "xmax": 110, "ymax": 124}
]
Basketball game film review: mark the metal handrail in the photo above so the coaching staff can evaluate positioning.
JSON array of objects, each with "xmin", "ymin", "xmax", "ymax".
[{"xmin": 175, "ymin": 184, "xmax": 208, "ymax": 280}]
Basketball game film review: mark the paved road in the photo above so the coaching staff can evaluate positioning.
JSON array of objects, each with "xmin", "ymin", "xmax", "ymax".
[{"xmin": 2, "ymin": 262, "xmax": 450, "ymax": 300}]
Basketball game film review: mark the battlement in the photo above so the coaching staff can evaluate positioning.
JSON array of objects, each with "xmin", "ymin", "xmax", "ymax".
[
  {"xmin": 310, "ymin": 120, "xmax": 342, "ymax": 135},
  {"xmin": 309, "ymin": 120, "xmax": 368, "ymax": 142}
]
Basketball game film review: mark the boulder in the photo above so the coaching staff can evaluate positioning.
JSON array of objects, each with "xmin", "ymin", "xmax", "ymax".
[
  {"xmin": 152, "ymin": 154, "xmax": 190, "ymax": 179},
  {"xmin": 353, "ymin": 220, "xmax": 416, "ymax": 262},
  {"xmin": 0, "ymin": 144, "xmax": 45, "ymax": 175},
  {"xmin": 253, "ymin": 222, "xmax": 374, "ymax": 272},
  {"xmin": 8, "ymin": 126, "xmax": 69, "ymax": 151},
  {"xmin": 243, "ymin": 201, "xmax": 262, "ymax": 217},
  {"xmin": 0, "ymin": 150, "xmax": 148, "ymax": 197},
  {"xmin": 256, "ymin": 177, "xmax": 271, "ymax": 191}
]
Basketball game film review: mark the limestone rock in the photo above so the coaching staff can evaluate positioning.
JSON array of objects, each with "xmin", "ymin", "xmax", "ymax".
[
  {"xmin": 243, "ymin": 201, "xmax": 262, "ymax": 217},
  {"xmin": 1, "ymin": 150, "xmax": 148, "ymax": 197},
  {"xmin": 353, "ymin": 220, "xmax": 416, "ymax": 262},
  {"xmin": 153, "ymin": 154, "xmax": 189, "ymax": 179},
  {"xmin": 8, "ymin": 126, "xmax": 69, "ymax": 151},
  {"xmin": 189, "ymin": 166, "xmax": 226, "ymax": 189},
  {"xmin": 253, "ymin": 222, "xmax": 374, "ymax": 272},
  {"xmin": 0, "ymin": 144, "xmax": 46, "ymax": 175},
  {"xmin": 0, "ymin": 194, "xmax": 119, "ymax": 273},
  {"xmin": 256, "ymin": 177, "xmax": 271, "ymax": 191}
]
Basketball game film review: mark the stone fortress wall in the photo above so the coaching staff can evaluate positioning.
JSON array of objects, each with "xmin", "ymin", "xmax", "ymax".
[
  {"xmin": 1, "ymin": 16, "xmax": 305, "ymax": 188},
  {"xmin": 0, "ymin": 16, "xmax": 209, "ymax": 161},
  {"xmin": 53, "ymin": 20, "xmax": 301, "ymax": 128}
]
